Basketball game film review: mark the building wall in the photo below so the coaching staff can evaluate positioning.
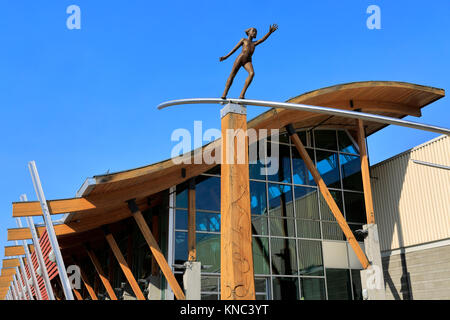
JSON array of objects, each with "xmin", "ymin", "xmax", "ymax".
[
  {"xmin": 370, "ymin": 135, "xmax": 450, "ymax": 300},
  {"xmin": 382, "ymin": 243, "xmax": 450, "ymax": 300},
  {"xmin": 371, "ymin": 135, "xmax": 450, "ymax": 252}
]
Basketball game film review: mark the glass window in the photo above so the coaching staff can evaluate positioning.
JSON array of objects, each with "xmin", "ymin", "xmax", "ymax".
[
  {"xmin": 349, "ymin": 224, "xmax": 365, "ymax": 242},
  {"xmin": 338, "ymin": 131, "xmax": 358, "ymax": 154},
  {"xmin": 314, "ymin": 130, "xmax": 337, "ymax": 151},
  {"xmin": 301, "ymin": 278, "xmax": 326, "ymax": 300},
  {"xmin": 344, "ymin": 192, "xmax": 366, "ymax": 224},
  {"xmin": 270, "ymin": 238, "xmax": 297, "ymax": 275},
  {"xmin": 175, "ymin": 210, "xmax": 220, "ymax": 232},
  {"xmin": 351, "ymin": 269, "xmax": 363, "ymax": 300},
  {"xmin": 319, "ymin": 190, "xmax": 343, "ymax": 221},
  {"xmin": 201, "ymin": 294, "xmax": 218, "ymax": 300},
  {"xmin": 252, "ymin": 237, "xmax": 270, "ymax": 275},
  {"xmin": 291, "ymin": 147, "xmax": 316, "ymax": 186},
  {"xmin": 340, "ymin": 154, "xmax": 363, "ymax": 191},
  {"xmin": 297, "ymin": 219, "xmax": 321, "ymax": 239},
  {"xmin": 249, "ymin": 144, "xmax": 266, "ymax": 181},
  {"xmin": 250, "ymin": 181, "xmax": 267, "ymax": 215},
  {"xmin": 268, "ymin": 183, "xmax": 294, "ymax": 218},
  {"xmin": 176, "ymin": 183, "xmax": 188, "ymax": 208},
  {"xmin": 326, "ymin": 269, "xmax": 352, "ymax": 300},
  {"xmin": 252, "ymin": 215, "xmax": 269, "ymax": 236},
  {"xmin": 201, "ymin": 276, "xmax": 219, "ymax": 292},
  {"xmin": 298, "ymin": 240, "xmax": 324, "ymax": 276},
  {"xmin": 267, "ymin": 144, "xmax": 292, "ymax": 184},
  {"xmin": 322, "ymin": 222, "xmax": 345, "ymax": 241},
  {"xmin": 294, "ymin": 186, "xmax": 319, "ymax": 220},
  {"xmin": 316, "ymin": 150, "xmax": 341, "ymax": 189},
  {"xmin": 272, "ymin": 277, "xmax": 299, "ymax": 300},
  {"xmin": 255, "ymin": 278, "xmax": 270, "ymax": 293},
  {"xmin": 196, "ymin": 175, "xmax": 221, "ymax": 211},
  {"xmin": 270, "ymin": 217, "xmax": 296, "ymax": 238},
  {"xmin": 174, "ymin": 231, "xmax": 187, "ymax": 265},
  {"xmin": 295, "ymin": 131, "xmax": 308, "ymax": 146},
  {"xmin": 196, "ymin": 233, "xmax": 220, "ymax": 273}
]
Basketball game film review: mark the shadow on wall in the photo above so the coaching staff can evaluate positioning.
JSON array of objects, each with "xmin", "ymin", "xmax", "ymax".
[{"xmin": 371, "ymin": 153, "xmax": 413, "ymax": 300}]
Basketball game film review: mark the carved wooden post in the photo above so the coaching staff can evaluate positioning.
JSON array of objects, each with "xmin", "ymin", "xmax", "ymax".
[{"xmin": 220, "ymin": 103, "xmax": 255, "ymax": 300}]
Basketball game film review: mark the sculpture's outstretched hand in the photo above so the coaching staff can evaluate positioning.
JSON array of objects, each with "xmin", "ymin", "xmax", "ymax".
[
  {"xmin": 269, "ymin": 24, "xmax": 278, "ymax": 33},
  {"xmin": 219, "ymin": 56, "xmax": 226, "ymax": 62}
]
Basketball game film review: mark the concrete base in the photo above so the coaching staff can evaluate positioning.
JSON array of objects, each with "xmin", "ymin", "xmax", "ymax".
[
  {"xmin": 361, "ymin": 224, "xmax": 386, "ymax": 300},
  {"xmin": 147, "ymin": 275, "xmax": 162, "ymax": 300},
  {"xmin": 183, "ymin": 261, "xmax": 201, "ymax": 300}
]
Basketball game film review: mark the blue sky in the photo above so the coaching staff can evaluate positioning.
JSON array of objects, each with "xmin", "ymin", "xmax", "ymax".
[{"xmin": 0, "ymin": 0, "xmax": 449, "ymax": 263}]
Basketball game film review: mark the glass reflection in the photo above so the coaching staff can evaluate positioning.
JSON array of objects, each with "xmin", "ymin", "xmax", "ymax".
[
  {"xmin": 338, "ymin": 131, "xmax": 358, "ymax": 154},
  {"xmin": 271, "ymin": 238, "xmax": 297, "ymax": 275},
  {"xmin": 291, "ymin": 147, "xmax": 316, "ymax": 186},
  {"xmin": 196, "ymin": 233, "xmax": 220, "ymax": 273},
  {"xmin": 250, "ymin": 181, "xmax": 267, "ymax": 216},
  {"xmin": 316, "ymin": 150, "xmax": 341, "ymax": 189},
  {"xmin": 294, "ymin": 186, "xmax": 319, "ymax": 219},
  {"xmin": 196, "ymin": 175, "xmax": 221, "ymax": 211},
  {"xmin": 252, "ymin": 237, "xmax": 270, "ymax": 275},
  {"xmin": 314, "ymin": 130, "xmax": 337, "ymax": 151},
  {"xmin": 267, "ymin": 144, "xmax": 292, "ymax": 184},
  {"xmin": 298, "ymin": 240, "xmax": 324, "ymax": 276},
  {"xmin": 268, "ymin": 183, "xmax": 294, "ymax": 218},
  {"xmin": 301, "ymin": 278, "xmax": 326, "ymax": 300},
  {"xmin": 272, "ymin": 277, "xmax": 299, "ymax": 300},
  {"xmin": 326, "ymin": 269, "xmax": 352, "ymax": 300},
  {"xmin": 340, "ymin": 154, "xmax": 363, "ymax": 191},
  {"xmin": 344, "ymin": 192, "xmax": 366, "ymax": 224}
]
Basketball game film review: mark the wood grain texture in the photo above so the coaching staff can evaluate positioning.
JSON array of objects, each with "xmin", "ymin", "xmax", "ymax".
[
  {"xmin": 357, "ymin": 120, "xmax": 375, "ymax": 224},
  {"xmin": 3, "ymin": 259, "xmax": 20, "ymax": 269},
  {"xmin": 4, "ymin": 246, "xmax": 25, "ymax": 257},
  {"xmin": 220, "ymin": 110, "xmax": 255, "ymax": 300},
  {"xmin": 105, "ymin": 233, "xmax": 146, "ymax": 300},
  {"xmin": 290, "ymin": 129, "xmax": 370, "ymax": 269},
  {"xmin": 12, "ymin": 198, "xmax": 96, "ymax": 217},
  {"xmin": 85, "ymin": 248, "xmax": 117, "ymax": 300}
]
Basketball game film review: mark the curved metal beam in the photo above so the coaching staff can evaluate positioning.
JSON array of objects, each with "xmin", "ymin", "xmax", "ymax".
[{"xmin": 157, "ymin": 98, "xmax": 450, "ymax": 135}]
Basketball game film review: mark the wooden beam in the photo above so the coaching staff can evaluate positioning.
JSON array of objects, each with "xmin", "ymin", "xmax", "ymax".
[
  {"xmin": 73, "ymin": 288, "xmax": 83, "ymax": 300},
  {"xmin": 85, "ymin": 245, "xmax": 117, "ymax": 300},
  {"xmin": 4, "ymin": 246, "xmax": 25, "ymax": 257},
  {"xmin": 103, "ymin": 228, "xmax": 146, "ymax": 300},
  {"xmin": 220, "ymin": 106, "xmax": 256, "ymax": 300},
  {"xmin": 0, "ymin": 275, "xmax": 13, "ymax": 283},
  {"xmin": 357, "ymin": 120, "xmax": 376, "ymax": 224},
  {"xmin": 127, "ymin": 200, "xmax": 185, "ymax": 300},
  {"xmin": 3, "ymin": 259, "xmax": 20, "ymax": 269},
  {"xmin": 1, "ymin": 269, "xmax": 16, "ymax": 276},
  {"xmin": 287, "ymin": 124, "xmax": 370, "ymax": 269},
  {"xmin": 71, "ymin": 256, "xmax": 98, "ymax": 301},
  {"xmin": 188, "ymin": 179, "xmax": 196, "ymax": 261},
  {"xmin": 12, "ymin": 198, "xmax": 96, "ymax": 217}
]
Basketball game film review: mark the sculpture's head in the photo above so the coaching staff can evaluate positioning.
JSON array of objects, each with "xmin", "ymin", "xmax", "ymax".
[{"xmin": 245, "ymin": 27, "xmax": 257, "ymax": 38}]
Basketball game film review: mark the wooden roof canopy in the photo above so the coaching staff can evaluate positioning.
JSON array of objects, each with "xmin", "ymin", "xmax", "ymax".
[{"xmin": 8, "ymin": 81, "xmax": 445, "ymax": 246}]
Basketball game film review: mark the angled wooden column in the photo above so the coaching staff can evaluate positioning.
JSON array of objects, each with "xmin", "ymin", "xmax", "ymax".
[
  {"xmin": 286, "ymin": 124, "xmax": 370, "ymax": 269},
  {"xmin": 103, "ymin": 226, "xmax": 146, "ymax": 300},
  {"xmin": 73, "ymin": 288, "xmax": 83, "ymax": 300},
  {"xmin": 188, "ymin": 178, "xmax": 196, "ymax": 261},
  {"xmin": 127, "ymin": 200, "xmax": 185, "ymax": 300},
  {"xmin": 85, "ymin": 244, "xmax": 117, "ymax": 300},
  {"xmin": 220, "ymin": 104, "xmax": 255, "ymax": 300},
  {"xmin": 71, "ymin": 256, "xmax": 98, "ymax": 300},
  {"xmin": 356, "ymin": 119, "xmax": 375, "ymax": 224}
]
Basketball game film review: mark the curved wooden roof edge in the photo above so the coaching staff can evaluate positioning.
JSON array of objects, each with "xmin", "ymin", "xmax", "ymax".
[{"xmin": 90, "ymin": 80, "xmax": 445, "ymax": 186}]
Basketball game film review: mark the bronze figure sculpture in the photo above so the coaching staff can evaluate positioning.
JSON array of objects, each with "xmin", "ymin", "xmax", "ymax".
[{"xmin": 220, "ymin": 24, "xmax": 278, "ymax": 99}]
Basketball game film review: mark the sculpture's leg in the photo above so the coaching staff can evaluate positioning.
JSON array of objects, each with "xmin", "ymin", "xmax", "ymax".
[
  {"xmin": 222, "ymin": 60, "xmax": 242, "ymax": 99},
  {"xmin": 239, "ymin": 62, "xmax": 254, "ymax": 99}
]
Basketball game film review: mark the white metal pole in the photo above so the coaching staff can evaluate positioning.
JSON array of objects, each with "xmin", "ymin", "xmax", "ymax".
[
  {"xmin": 26, "ymin": 216, "xmax": 55, "ymax": 300},
  {"xmin": 13, "ymin": 272, "xmax": 22, "ymax": 300},
  {"xmin": 18, "ymin": 195, "xmax": 43, "ymax": 300},
  {"xmin": 16, "ymin": 264, "xmax": 30, "ymax": 300},
  {"xmin": 28, "ymin": 161, "xmax": 74, "ymax": 300},
  {"xmin": 11, "ymin": 278, "xmax": 18, "ymax": 300},
  {"xmin": 16, "ymin": 252, "xmax": 34, "ymax": 300}
]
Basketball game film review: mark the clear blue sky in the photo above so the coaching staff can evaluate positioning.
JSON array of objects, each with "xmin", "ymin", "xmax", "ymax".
[{"xmin": 0, "ymin": 0, "xmax": 449, "ymax": 263}]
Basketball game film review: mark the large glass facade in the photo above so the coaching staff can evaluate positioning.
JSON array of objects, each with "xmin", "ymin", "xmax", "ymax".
[{"xmin": 171, "ymin": 129, "xmax": 366, "ymax": 300}]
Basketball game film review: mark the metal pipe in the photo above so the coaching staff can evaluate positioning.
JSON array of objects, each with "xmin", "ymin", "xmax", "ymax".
[
  {"xmin": 13, "ymin": 270, "xmax": 22, "ymax": 300},
  {"xmin": 16, "ymin": 252, "xmax": 34, "ymax": 300},
  {"xmin": 28, "ymin": 161, "xmax": 74, "ymax": 300},
  {"xmin": 15, "ymin": 265, "xmax": 29, "ymax": 300},
  {"xmin": 157, "ymin": 98, "xmax": 450, "ymax": 135},
  {"xmin": 26, "ymin": 215, "xmax": 55, "ymax": 300},
  {"xmin": 16, "ymin": 200, "xmax": 43, "ymax": 300}
]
